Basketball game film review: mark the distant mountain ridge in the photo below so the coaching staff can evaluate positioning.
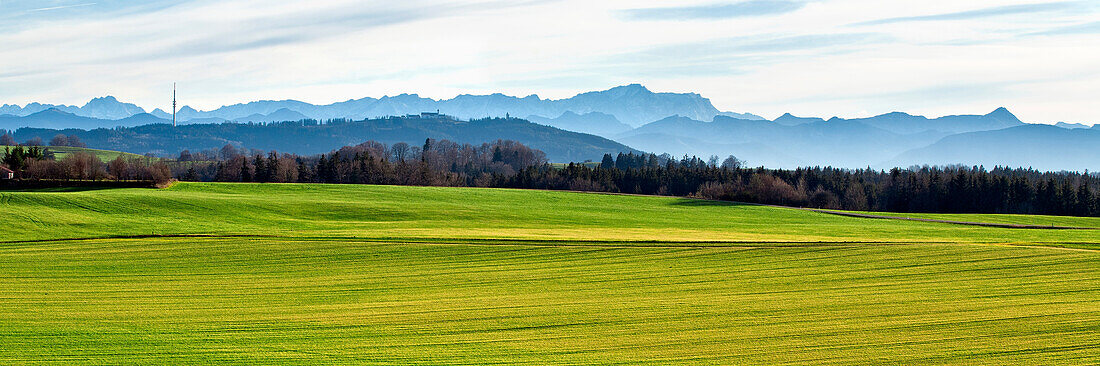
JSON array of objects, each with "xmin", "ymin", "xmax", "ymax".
[
  {"xmin": 882, "ymin": 125, "xmax": 1100, "ymax": 171},
  {"xmin": 614, "ymin": 108, "xmax": 1098, "ymax": 171},
  {"xmin": 3, "ymin": 87, "xmax": 1097, "ymax": 171},
  {"xmin": 526, "ymin": 111, "xmax": 633, "ymax": 138},
  {"xmin": 0, "ymin": 85, "xmax": 763, "ymax": 130},
  {"xmin": 833, "ymin": 107, "xmax": 1024, "ymax": 135},
  {"xmin": 0, "ymin": 96, "xmax": 145, "ymax": 120},
  {"xmin": 616, "ymin": 114, "xmax": 950, "ymax": 168},
  {"xmin": 1055, "ymin": 122, "xmax": 1094, "ymax": 129},
  {"xmin": 0, "ymin": 108, "xmax": 169, "ymax": 131}
]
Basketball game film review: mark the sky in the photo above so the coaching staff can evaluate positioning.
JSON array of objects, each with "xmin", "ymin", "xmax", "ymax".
[{"xmin": 0, "ymin": 0, "xmax": 1097, "ymax": 124}]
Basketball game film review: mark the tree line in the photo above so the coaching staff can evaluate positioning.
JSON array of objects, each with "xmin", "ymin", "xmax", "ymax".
[
  {"xmin": 496, "ymin": 152, "xmax": 1099, "ymax": 217},
  {"xmin": 1, "ymin": 144, "xmax": 171, "ymax": 184},
  {"xmin": 1, "ymin": 133, "xmax": 85, "ymax": 148},
  {"xmin": 182, "ymin": 139, "xmax": 546, "ymax": 187},
  {"xmin": 185, "ymin": 142, "xmax": 1098, "ymax": 217},
  {"xmin": 3, "ymin": 136, "xmax": 1096, "ymax": 217}
]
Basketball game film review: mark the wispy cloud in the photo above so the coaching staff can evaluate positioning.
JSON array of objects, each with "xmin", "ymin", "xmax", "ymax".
[
  {"xmin": 634, "ymin": 33, "xmax": 890, "ymax": 59},
  {"xmin": 0, "ymin": 0, "xmax": 180, "ymax": 31},
  {"xmin": 60, "ymin": 0, "xmax": 554, "ymax": 63},
  {"xmin": 0, "ymin": 0, "xmax": 1097, "ymax": 124},
  {"xmin": 621, "ymin": 0, "xmax": 805, "ymax": 21},
  {"xmin": 27, "ymin": 3, "xmax": 97, "ymax": 12},
  {"xmin": 855, "ymin": 2, "xmax": 1077, "ymax": 26},
  {"xmin": 1026, "ymin": 21, "xmax": 1100, "ymax": 36},
  {"xmin": 599, "ymin": 32, "xmax": 890, "ymax": 80}
]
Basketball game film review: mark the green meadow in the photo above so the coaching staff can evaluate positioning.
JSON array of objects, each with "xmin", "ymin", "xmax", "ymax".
[
  {"xmin": 2, "ymin": 145, "xmax": 149, "ymax": 162},
  {"xmin": 845, "ymin": 211, "xmax": 1100, "ymax": 229},
  {"xmin": 1, "ymin": 183, "xmax": 1097, "ymax": 364}
]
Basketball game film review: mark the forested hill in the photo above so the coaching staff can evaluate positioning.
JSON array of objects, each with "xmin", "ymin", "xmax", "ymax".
[{"xmin": 10, "ymin": 116, "xmax": 638, "ymax": 163}]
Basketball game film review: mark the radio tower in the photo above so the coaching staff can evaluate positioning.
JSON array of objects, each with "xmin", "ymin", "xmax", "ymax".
[{"xmin": 172, "ymin": 83, "xmax": 177, "ymax": 127}]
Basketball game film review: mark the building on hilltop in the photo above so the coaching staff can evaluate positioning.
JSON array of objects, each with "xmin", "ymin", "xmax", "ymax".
[{"xmin": 396, "ymin": 111, "xmax": 454, "ymax": 120}]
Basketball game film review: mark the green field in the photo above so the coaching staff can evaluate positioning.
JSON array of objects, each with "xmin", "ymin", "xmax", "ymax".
[
  {"xmin": 2, "ymin": 145, "xmax": 148, "ymax": 162},
  {"xmin": 1, "ymin": 183, "xmax": 1098, "ymax": 364},
  {"xmin": 841, "ymin": 211, "xmax": 1100, "ymax": 229}
]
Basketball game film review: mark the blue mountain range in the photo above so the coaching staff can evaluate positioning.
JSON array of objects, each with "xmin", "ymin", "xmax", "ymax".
[{"xmin": 1, "ymin": 85, "xmax": 1096, "ymax": 170}]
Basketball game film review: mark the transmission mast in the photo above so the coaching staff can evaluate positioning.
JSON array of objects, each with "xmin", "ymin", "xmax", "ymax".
[{"xmin": 172, "ymin": 83, "xmax": 177, "ymax": 127}]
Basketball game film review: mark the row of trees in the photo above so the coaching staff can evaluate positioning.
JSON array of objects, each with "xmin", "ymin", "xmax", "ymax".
[
  {"xmin": 48, "ymin": 134, "xmax": 87, "ymax": 148},
  {"xmin": 495, "ymin": 153, "xmax": 1100, "ymax": 217},
  {"xmin": 2, "ymin": 145, "xmax": 171, "ymax": 184},
  {"xmin": 183, "ymin": 139, "xmax": 546, "ymax": 187},
  {"xmin": 5, "ymin": 136, "xmax": 1096, "ymax": 217},
  {"xmin": 0, "ymin": 133, "xmax": 82, "ymax": 147},
  {"xmin": 182, "ymin": 144, "xmax": 1098, "ymax": 217}
]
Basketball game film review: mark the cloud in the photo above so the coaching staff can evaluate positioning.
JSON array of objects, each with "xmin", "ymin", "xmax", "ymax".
[
  {"xmin": 588, "ymin": 32, "xmax": 891, "ymax": 82},
  {"xmin": 621, "ymin": 0, "xmax": 805, "ymax": 20},
  {"xmin": 33, "ymin": 0, "xmax": 553, "ymax": 64},
  {"xmin": 855, "ymin": 2, "xmax": 1077, "ymax": 26},
  {"xmin": 0, "ymin": 0, "xmax": 1098, "ymax": 125},
  {"xmin": 1026, "ymin": 21, "xmax": 1100, "ymax": 36},
  {"xmin": 631, "ymin": 33, "xmax": 890, "ymax": 61},
  {"xmin": 27, "ymin": 3, "xmax": 97, "ymax": 12},
  {"xmin": 0, "ymin": 1, "xmax": 181, "ymax": 31}
]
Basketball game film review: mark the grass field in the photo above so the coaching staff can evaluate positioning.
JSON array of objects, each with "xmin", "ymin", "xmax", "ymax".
[
  {"xmin": 842, "ymin": 211, "xmax": 1100, "ymax": 229},
  {"xmin": 1, "ymin": 183, "xmax": 1098, "ymax": 364},
  {"xmin": 1, "ymin": 145, "xmax": 149, "ymax": 162}
]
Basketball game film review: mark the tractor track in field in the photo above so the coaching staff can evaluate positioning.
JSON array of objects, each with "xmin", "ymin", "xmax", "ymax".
[
  {"xmin": 1, "ymin": 234, "xmax": 1097, "ymax": 252},
  {"xmin": 802, "ymin": 209, "xmax": 1097, "ymax": 230}
]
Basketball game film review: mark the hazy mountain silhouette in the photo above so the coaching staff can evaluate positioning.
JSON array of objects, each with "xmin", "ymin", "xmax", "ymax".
[
  {"xmin": 115, "ymin": 113, "xmax": 171, "ymax": 126},
  {"xmin": 0, "ymin": 96, "xmax": 146, "ymax": 120},
  {"xmin": 150, "ymin": 108, "xmax": 171, "ymax": 119},
  {"xmin": 233, "ymin": 108, "xmax": 310, "ymax": 123},
  {"xmin": 1, "ymin": 85, "xmax": 759, "ymax": 130},
  {"xmin": 617, "ymin": 115, "xmax": 949, "ymax": 168},
  {"xmin": 2, "ymin": 91, "xmax": 1093, "ymax": 170},
  {"xmin": 772, "ymin": 113, "xmax": 825, "ymax": 126},
  {"xmin": 833, "ymin": 108, "xmax": 1023, "ymax": 135},
  {"xmin": 615, "ymin": 132, "xmax": 807, "ymax": 168},
  {"xmin": 526, "ymin": 111, "xmax": 633, "ymax": 137},
  {"xmin": 78, "ymin": 96, "xmax": 147, "ymax": 120},
  {"xmin": 883, "ymin": 125, "xmax": 1100, "ymax": 171},
  {"xmin": 1055, "ymin": 121, "xmax": 1093, "ymax": 129},
  {"xmin": 0, "ymin": 108, "xmax": 163, "ymax": 131}
]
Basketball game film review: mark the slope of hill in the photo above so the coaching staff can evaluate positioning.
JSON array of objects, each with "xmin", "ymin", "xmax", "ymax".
[
  {"xmin": 12, "ymin": 116, "xmax": 637, "ymax": 162},
  {"xmin": 882, "ymin": 124, "xmax": 1100, "ymax": 171},
  {"xmin": 0, "ymin": 183, "xmax": 1096, "ymax": 363},
  {"xmin": 0, "ymin": 145, "xmax": 148, "ymax": 161}
]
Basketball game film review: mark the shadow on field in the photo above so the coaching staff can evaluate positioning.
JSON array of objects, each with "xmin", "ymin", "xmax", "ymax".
[
  {"xmin": 0, "ymin": 180, "xmax": 160, "ymax": 192},
  {"xmin": 668, "ymin": 198, "xmax": 750, "ymax": 207},
  {"xmin": 0, "ymin": 187, "xmax": 125, "ymax": 193}
]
